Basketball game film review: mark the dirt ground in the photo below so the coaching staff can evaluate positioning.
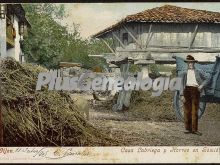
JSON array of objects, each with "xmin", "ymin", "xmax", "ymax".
[{"xmin": 71, "ymin": 93, "xmax": 220, "ymax": 146}]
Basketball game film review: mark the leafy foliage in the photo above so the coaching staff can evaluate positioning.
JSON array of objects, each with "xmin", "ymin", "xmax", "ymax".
[
  {"xmin": 149, "ymin": 64, "xmax": 161, "ymax": 78},
  {"xmin": 22, "ymin": 4, "xmax": 109, "ymax": 69}
]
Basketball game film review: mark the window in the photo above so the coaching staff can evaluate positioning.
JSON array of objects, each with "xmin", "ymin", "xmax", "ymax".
[{"xmin": 122, "ymin": 33, "xmax": 128, "ymax": 45}]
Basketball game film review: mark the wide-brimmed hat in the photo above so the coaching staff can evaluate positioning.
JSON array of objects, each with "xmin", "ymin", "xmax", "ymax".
[{"xmin": 184, "ymin": 55, "xmax": 198, "ymax": 63}]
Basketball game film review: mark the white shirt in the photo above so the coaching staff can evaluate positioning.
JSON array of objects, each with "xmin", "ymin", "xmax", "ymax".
[{"xmin": 186, "ymin": 69, "xmax": 199, "ymax": 87}]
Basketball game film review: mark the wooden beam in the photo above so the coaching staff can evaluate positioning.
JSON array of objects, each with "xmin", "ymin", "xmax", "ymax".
[
  {"xmin": 107, "ymin": 57, "xmax": 214, "ymax": 65},
  {"xmin": 101, "ymin": 39, "xmax": 116, "ymax": 55},
  {"xmin": 146, "ymin": 33, "xmax": 154, "ymax": 48},
  {"xmin": 189, "ymin": 24, "xmax": 199, "ymax": 49},
  {"xmin": 142, "ymin": 45, "xmax": 220, "ymax": 49},
  {"xmin": 145, "ymin": 24, "xmax": 153, "ymax": 48},
  {"xmin": 109, "ymin": 64, "xmax": 119, "ymax": 68},
  {"xmin": 110, "ymin": 57, "xmax": 131, "ymax": 66},
  {"xmin": 112, "ymin": 32, "xmax": 125, "ymax": 49},
  {"xmin": 117, "ymin": 47, "xmax": 220, "ymax": 53},
  {"xmin": 88, "ymin": 54, "xmax": 104, "ymax": 57},
  {"xmin": 155, "ymin": 59, "xmax": 214, "ymax": 64},
  {"xmin": 59, "ymin": 62, "xmax": 82, "ymax": 68},
  {"xmin": 134, "ymin": 59, "xmax": 155, "ymax": 65},
  {"xmin": 88, "ymin": 53, "xmax": 115, "ymax": 57},
  {"xmin": 123, "ymin": 25, "xmax": 142, "ymax": 48}
]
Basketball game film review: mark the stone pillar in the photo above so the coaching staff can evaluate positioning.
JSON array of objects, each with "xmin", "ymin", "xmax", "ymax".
[
  {"xmin": 112, "ymin": 60, "xmax": 154, "ymax": 111},
  {"xmin": 110, "ymin": 67, "xmax": 120, "ymax": 97},
  {"xmin": 141, "ymin": 65, "xmax": 149, "ymax": 78},
  {"xmin": 113, "ymin": 63, "xmax": 132, "ymax": 111}
]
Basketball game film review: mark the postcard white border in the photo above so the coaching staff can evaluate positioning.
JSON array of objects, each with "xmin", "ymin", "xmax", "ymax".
[{"xmin": 0, "ymin": 146, "xmax": 219, "ymax": 163}]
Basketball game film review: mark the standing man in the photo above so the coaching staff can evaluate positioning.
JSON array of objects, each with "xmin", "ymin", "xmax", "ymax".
[{"xmin": 179, "ymin": 55, "xmax": 211, "ymax": 135}]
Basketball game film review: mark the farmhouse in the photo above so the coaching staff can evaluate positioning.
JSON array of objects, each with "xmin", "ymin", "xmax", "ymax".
[
  {"xmin": 91, "ymin": 5, "xmax": 220, "ymax": 111},
  {"xmin": 92, "ymin": 5, "xmax": 220, "ymax": 62},
  {"xmin": 0, "ymin": 4, "xmax": 31, "ymax": 62}
]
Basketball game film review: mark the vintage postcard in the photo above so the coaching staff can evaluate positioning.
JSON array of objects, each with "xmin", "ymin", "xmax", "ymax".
[{"xmin": 0, "ymin": 1, "xmax": 220, "ymax": 163}]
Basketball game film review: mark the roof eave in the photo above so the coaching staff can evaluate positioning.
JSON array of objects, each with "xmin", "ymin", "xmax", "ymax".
[{"xmin": 13, "ymin": 4, "xmax": 31, "ymax": 28}]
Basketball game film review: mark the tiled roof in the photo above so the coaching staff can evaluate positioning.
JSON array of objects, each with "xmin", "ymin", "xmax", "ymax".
[{"xmin": 92, "ymin": 5, "xmax": 220, "ymax": 38}]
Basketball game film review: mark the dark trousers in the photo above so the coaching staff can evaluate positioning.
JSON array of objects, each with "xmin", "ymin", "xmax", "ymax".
[{"xmin": 183, "ymin": 86, "xmax": 200, "ymax": 132}]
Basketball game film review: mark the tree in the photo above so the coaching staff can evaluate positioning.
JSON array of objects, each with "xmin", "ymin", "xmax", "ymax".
[
  {"xmin": 23, "ymin": 4, "xmax": 68, "ymax": 68},
  {"xmin": 22, "ymin": 4, "xmax": 109, "ymax": 70}
]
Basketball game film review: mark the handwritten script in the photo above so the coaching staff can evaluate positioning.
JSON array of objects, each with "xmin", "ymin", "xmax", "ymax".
[{"xmin": 14, "ymin": 147, "xmax": 94, "ymax": 159}]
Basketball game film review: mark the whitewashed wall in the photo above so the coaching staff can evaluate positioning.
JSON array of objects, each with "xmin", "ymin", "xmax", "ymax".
[{"xmin": 0, "ymin": 18, "xmax": 6, "ymax": 58}]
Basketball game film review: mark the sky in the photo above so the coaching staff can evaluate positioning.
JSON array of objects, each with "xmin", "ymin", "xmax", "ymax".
[{"xmin": 61, "ymin": 3, "xmax": 220, "ymax": 39}]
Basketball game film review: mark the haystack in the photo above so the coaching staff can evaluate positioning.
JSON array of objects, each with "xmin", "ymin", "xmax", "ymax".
[
  {"xmin": 129, "ymin": 90, "xmax": 177, "ymax": 121},
  {"xmin": 0, "ymin": 58, "xmax": 115, "ymax": 146}
]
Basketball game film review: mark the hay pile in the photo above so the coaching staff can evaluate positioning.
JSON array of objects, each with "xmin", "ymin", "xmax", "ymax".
[
  {"xmin": 129, "ymin": 90, "xmax": 177, "ymax": 121},
  {"xmin": 0, "ymin": 58, "xmax": 115, "ymax": 146},
  {"xmin": 129, "ymin": 90, "xmax": 220, "ymax": 122}
]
